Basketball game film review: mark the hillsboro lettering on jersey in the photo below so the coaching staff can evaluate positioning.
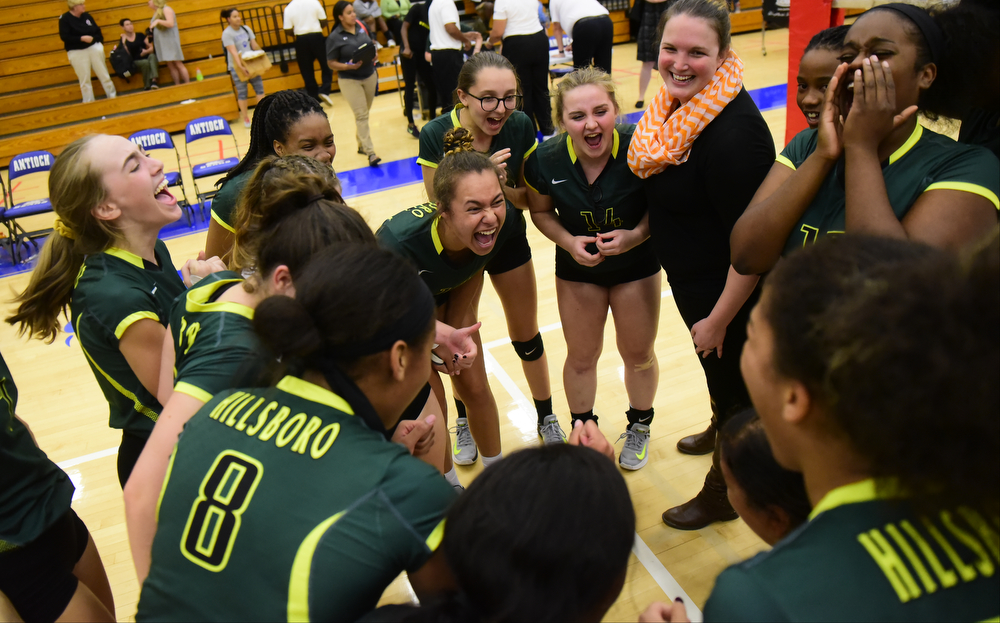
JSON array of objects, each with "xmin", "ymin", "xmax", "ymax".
[
  {"xmin": 131, "ymin": 132, "xmax": 170, "ymax": 148},
  {"xmin": 12, "ymin": 153, "xmax": 52, "ymax": 172},
  {"xmin": 189, "ymin": 118, "xmax": 227, "ymax": 137}
]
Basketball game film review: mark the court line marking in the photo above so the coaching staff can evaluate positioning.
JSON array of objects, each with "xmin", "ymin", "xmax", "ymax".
[
  {"xmin": 57, "ymin": 446, "xmax": 118, "ymax": 470},
  {"xmin": 482, "ymin": 341, "xmax": 703, "ymax": 621}
]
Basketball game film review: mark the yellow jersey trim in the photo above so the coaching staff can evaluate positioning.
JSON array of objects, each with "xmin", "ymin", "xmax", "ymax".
[
  {"xmin": 524, "ymin": 176, "xmax": 540, "ymax": 194},
  {"xmin": 450, "ymin": 107, "xmax": 461, "ymax": 128},
  {"xmin": 775, "ymin": 154, "xmax": 796, "ymax": 171},
  {"xmin": 810, "ymin": 478, "xmax": 888, "ymax": 520},
  {"xmin": 888, "ymin": 123, "xmax": 922, "ymax": 165},
  {"xmin": 416, "ymin": 157, "xmax": 439, "ymax": 169},
  {"xmin": 430, "ymin": 215, "xmax": 445, "ymax": 254},
  {"xmin": 524, "ymin": 138, "xmax": 539, "ymax": 162},
  {"xmin": 425, "ymin": 519, "xmax": 446, "ymax": 550},
  {"xmin": 114, "ymin": 311, "xmax": 159, "ymax": 339},
  {"xmin": 924, "ymin": 181, "xmax": 1000, "ymax": 210},
  {"xmin": 567, "ymin": 129, "xmax": 619, "ymax": 165},
  {"xmin": 567, "ymin": 134, "xmax": 578, "ymax": 164},
  {"xmin": 78, "ymin": 338, "xmax": 159, "ymax": 422},
  {"xmin": 184, "ymin": 278, "xmax": 254, "ymax": 319},
  {"xmin": 611, "ymin": 128, "xmax": 620, "ymax": 159},
  {"xmin": 276, "ymin": 376, "xmax": 354, "ymax": 415},
  {"xmin": 105, "ymin": 246, "xmax": 146, "ymax": 269},
  {"xmin": 156, "ymin": 447, "xmax": 178, "ymax": 521},
  {"xmin": 210, "ymin": 209, "xmax": 237, "ymax": 233},
  {"xmin": 173, "ymin": 381, "xmax": 213, "ymax": 404},
  {"xmin": 288, "ymin": 511, "xmax": 346, "ymax": 622}
]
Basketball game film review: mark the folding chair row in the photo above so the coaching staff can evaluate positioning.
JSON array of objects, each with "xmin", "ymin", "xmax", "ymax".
[{"xmin": 1, "ymin": 149, "xmax": 55, "ymax": 264}]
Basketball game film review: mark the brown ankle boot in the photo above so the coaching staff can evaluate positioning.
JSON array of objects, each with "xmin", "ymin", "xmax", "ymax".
[
  {"xmin": 661, "ymin": 448, "xmax": 738, "ymax": 530},
  {"xmin": 676, "ymin": 415, "xmax": 717, "ymax": 455}
]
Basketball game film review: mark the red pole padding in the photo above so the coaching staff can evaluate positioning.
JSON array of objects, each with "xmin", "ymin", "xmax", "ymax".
[{"xmin": 785, "ymin": 0, "xmax": 845, "ymax": 145}]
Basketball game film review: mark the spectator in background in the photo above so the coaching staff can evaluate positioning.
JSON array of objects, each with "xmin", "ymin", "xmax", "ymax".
[
  {"xmin": 549, "ymin": 0, "xmax": 613, "ymax": 75},
  {"xmin": 353, "ymin": 0, "xmax": 394, "ymax": 45},
  {"xmin": 120, "ymin": 19, "xmax": 159, "ymax": 90},
  {"xmin": 59, "ymin": 0, "xmax": 117, "ymax": 103},
  {"xmin": 429, "ymin": 0, "xmax": 477, "ymax": 113},
  {"xmin": 489, "ymin": 0, "xmax": 555, "ymax": 136},
  {"xmin": 283, "ymin": 0, "xmax": 334, "ymax": 106},
  {"xmin": 222, "ymin": 8, "xmax": 266, "ymax": 128},
  {"xmin": 402, "ymin": 0, "xmax": 439, "ymax": 123},
  {"xmin": 327, "ymin": 1, "xmax": 382, "ymax": 166},
  {"xmin": 382, "ymin": 0, "xmax": 412, "ymax": 42},
  {"xmin": 148, "ymin": 0, "xmax": 189, "ymax": 84},
  {"xmin": 635, "ymin": 0, "xmax": 670, "ymax": 109}
]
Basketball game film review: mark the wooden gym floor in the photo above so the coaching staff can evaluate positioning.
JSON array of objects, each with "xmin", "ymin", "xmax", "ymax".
[{"xmin": 1, "ymin": 32, "xmax": 791, "ymax": 622}]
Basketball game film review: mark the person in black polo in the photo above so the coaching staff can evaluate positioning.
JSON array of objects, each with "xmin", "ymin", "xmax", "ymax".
[{"xmin": 119, "ymin": 19, "xmax": 159, "ymax": 90}]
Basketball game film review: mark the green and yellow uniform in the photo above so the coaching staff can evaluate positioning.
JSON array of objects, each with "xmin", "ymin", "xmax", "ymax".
[
  {"xmin": 209, "ymin": 170, "xmax": 253, "ymax": 234},
  {"xmin": 169, "ymin": 271, "xmax": 262, "ymax": 404},
  {"xmin": 778, "ymin": 125, "xmax": 1000, "ymax": 257},
  {"xmin": 704, "ymin": 479, "xmax": 1000, "ymax": 622},
  {"xmin": 137, "ymin": 375, "xmax": 454, "ymax": 622},
  {"xmin": 71, "ymin": 241, "xmax": 186, "ymax": 437},
  {"xmin": 0, "ymin": 350, "xmax": 73, "ymax": 551},
  {"xmin": 376, "ymin": 201, "xmax": 522, "ymax": 303},
  {"xmin": 523, "ymin": 124, "xmax": 659, "ymax": 284}
]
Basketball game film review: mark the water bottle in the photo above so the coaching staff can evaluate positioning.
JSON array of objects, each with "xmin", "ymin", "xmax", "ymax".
[{"xmin": 195, "ymin": 67, "xmax": 204, "ymax": 81}]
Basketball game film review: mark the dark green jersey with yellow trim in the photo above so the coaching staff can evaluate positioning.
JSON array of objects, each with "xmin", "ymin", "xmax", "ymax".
[
  {"xmin": 417, "ymin": 107, "xmax": 538, "ymax": 178},
  {"xmin": 0, "ymin": 349, "xmax": 74, "ymax": 551},
  {"xmin": 209, "ymin": 169, "xmax": 253, "ymax": 233},
  {"xmin": 137, "ymin": 376, "xmax": 454, "ymax": 622},
  {"xmin": 779, "ymin": 125, "xmax": 1000, "ymax": 257},
  {"xmin": 704, "ymin": 480, "xmax": 1000, "ymax": 622},
  {"xmin": 524, "ymin": 124, "xmax": 658, "ymax": 275},
  {"xmin": 70, "ymin": 241, "xmax": 185, "ymax": 436},
  {"xmin": 376, "ymin": 201, "xmax": 524, "ymax": 300},
  {"xmin": 169, "ymin": 271, "xmax": 263, "ymax": 404}
]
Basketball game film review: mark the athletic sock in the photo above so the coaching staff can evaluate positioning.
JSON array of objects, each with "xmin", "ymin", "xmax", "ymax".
[
  {"xmin": 454, "ymin": 399, "xmax": 467, "ymax": 420},
  {"xmin": 534, "ymin": 397, "xmax": 553, "ymax": 425},
  {"xmin": 443, "ymin": 467, "xmax": 461, "ymax": 487},
  {"xmin": 626, "ymin": 406, "xmax": 654, "ymax": 430},
  {"xmin": 571, "ymin": 410, "xmax": 597, "ymax": 427},
  {"xmin": 481, "ymin": 453, "xmax": 503, "ymax": 467}
]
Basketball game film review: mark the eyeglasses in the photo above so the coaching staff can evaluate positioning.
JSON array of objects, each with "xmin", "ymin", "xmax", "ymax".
[{"xmin": 466, "ymin": 93, "xmax": 523, "ymax": 112}]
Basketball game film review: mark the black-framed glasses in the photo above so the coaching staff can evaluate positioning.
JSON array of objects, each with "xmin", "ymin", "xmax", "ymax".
[{"xmin": 467, "ymin": 93, "xmax": 523, "ymax": 112}]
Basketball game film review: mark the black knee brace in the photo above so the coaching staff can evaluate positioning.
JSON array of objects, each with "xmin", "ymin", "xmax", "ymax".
[{"xmin": 511, "ymin": 332, "xmax": 544, "ymax": 361}]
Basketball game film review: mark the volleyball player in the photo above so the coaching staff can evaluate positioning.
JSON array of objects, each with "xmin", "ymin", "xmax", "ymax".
[
  {"xmin": 702, "ymin": 235, "xmax": 1000, "ymax": 621},
  {"xmin": 0, "ymin": 349, "xmax": 115, "ymax": 622},
  {"xmin": 124, "ymin": 155, "xmax": 390, "ymax": 583},
  {"xmin": 136, "ymin": 245, "xmax": 455, "ymax": 621},
  {"xmin": 418, "ymin": 52, "xmax": 561, "ymax": 460},
  {"xmin": 525, "ymin": 67, "xmax": 661, "ymax": 470},
  {"xmin": 732, "ymin": 3, "xmax": 1000, "ymax": 275},
  {"xmin": 6, "ymin": 135, "xmax": 220, "ymax": 487},
  {"xmin": 795, "ymin": 26, "xmax": 848, "ymax": 130},
  {"xmin": 204, "ymin": 89, "xmax": 337, "ymax": 261}
]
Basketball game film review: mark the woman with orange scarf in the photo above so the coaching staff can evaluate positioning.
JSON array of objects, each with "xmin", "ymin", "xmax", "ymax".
[{"xmin": 628, "ymin": 0, "xmax": 774, "ymax": 530}]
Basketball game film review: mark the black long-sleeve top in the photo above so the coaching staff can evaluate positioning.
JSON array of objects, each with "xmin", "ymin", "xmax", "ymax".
[{"xmin": 59, "ymin": 11, "xmax": 105, "ymax": 51}]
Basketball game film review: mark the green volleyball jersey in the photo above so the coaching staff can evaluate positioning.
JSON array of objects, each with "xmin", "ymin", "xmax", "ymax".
[
  {"xmin": 209, "ymin": 169, "xmax": 253, "ymax": 233},
  {"xmin": 778, "ymin": 124, "xmax": 1000, "ymax": 257},
  {"xmin": 0, "ymin": 349, "xmax": 74, "ymax": 551},
  {"xmin": 376, "ymin": 201, "xmax": 524, "ymax": 299},
  {"xmin": 416, "ymin": 107, "xmax": 538, "ymax": 179},
  {"xmin": 137, "ymin": 375, "xmax": 454, "ymax": 622},
  {"xmin": 169, "ymin": 271, "xmax": 263, "ymax": 403},
  {"xmin": 71, "ymin": 241, "xmax": 186, "ymax": 436},
  {"xmin": 704, "ymin": 480, "xmax": 1000, "ymax": 622},
  {"xmin": 524, "ymin": 124, "xmax": 657, "ymax": 275}
]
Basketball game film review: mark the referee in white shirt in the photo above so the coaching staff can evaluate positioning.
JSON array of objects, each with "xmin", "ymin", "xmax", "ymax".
[
  {"xmin": 283, "ymin": 0, "xmax": 334, "ymax": 104},
  {"xmin": 549, "ymin": 0, "xmax": 613, "ymax": 75},
  {"xmin": 489, "ymin": 0, "xmax": 554, "ymax": 135}
]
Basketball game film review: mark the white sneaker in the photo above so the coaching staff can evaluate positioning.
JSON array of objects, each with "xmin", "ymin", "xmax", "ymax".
[
  {"xmin": 450, "ymin": 417, "xmax": 478, "ymax": 465},
  {"xmin": 319, "ymin": 93, "xmax": 334, "ymax": 106}
]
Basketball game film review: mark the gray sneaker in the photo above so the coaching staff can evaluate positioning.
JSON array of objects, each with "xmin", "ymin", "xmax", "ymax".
[
  {"xmin": 537, "ymin": 415, "xmax": 567, "ymax": 445},
  {"xmin": 450, "ymin": 417, "xmax": 478, "ymax": 465},
  {"xmin": 617, "ymin": 423, "xmax": 651, "ymax": 470}
]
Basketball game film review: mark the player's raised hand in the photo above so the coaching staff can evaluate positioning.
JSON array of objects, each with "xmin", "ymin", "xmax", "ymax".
[
  {"xmin": 182, "ymin": 251, "xmax": 227, "ymax": 287},
  {"xmin": 392, "ymin": 414, "xmax": 437, "ymax": 457}
]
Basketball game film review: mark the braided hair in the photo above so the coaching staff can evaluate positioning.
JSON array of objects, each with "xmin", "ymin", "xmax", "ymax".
[
  {"xmin": 217, "ymin": 89, "xmax": 327, "ymax": 186},
  {"xmin": 432, "ymin": 127, "xmax": 502, "ymax": 215}
]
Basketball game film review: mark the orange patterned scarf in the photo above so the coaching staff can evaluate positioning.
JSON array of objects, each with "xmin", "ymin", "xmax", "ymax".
[{"xmin": 627, "ymin": 51, "xmax": 745, "ymax": 179}]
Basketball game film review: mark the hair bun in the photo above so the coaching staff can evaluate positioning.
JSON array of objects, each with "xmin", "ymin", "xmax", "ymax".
[
  {"xmin": 253, "ymin": 295, "xmax": 323, "ymax": 359},
  {"xmin": 443, "ymin": 127, "xmax": 476, "ymax": 156}
]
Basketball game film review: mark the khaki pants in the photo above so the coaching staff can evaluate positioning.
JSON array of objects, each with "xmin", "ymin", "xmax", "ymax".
[
  {"xmin": 67, "ymin": 43, "xmax": 116, "ymax": 103},
  {"xmin": 339, "ymin": 73, "xmax": 378, "ymax": 156}
]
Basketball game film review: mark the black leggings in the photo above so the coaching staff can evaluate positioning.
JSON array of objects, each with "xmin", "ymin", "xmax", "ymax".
[
  {"xmin": 571, "ymin": 16, "xmax": 614, "ymax": 76},
  {"xmin": 670, "ymin": 281, "xmax": 759, "ymax": 424},
  {"xmin": 431, "ymin": 49, "xmax": 464, "ymax": 113},
  {"xmin": 117, "ymin": 429, "xmax": 148, "ymax": 488},
  {"xmin": 501, "ymin": 30, "xmax": 554, "ymax": 134}
]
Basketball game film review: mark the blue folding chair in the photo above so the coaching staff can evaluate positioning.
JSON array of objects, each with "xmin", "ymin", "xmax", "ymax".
[
  {"xmin": 183, "ymin": 116, "xmax": 241, "ymax": 217},
  {"xmin": 129, "ymin": 129, "xmax": 196, "ymax": 225},
  {"xmin": 2, "ymin": 150, "xmax": 55, "ymax": 264}
]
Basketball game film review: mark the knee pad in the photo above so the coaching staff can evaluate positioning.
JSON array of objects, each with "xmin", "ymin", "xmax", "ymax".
[{"xmin": 511, "ymin": 332, "xmax": 544, "ymax": 362}]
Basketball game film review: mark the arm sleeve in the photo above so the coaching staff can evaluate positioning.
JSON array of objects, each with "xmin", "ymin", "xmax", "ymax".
[
  {"xmin": 83, "ymin": 282, "xmax": 163, "ymax": 344},
  {"xmin": 58, "ymin": 15, "xmax": 72, "ymax": 43},
  {"xmin": 777, "ymin": 129, "xmax": 817, "ymax": 171},
  {"xmin": 326, "ymin": 34, "xmax": 343, "ymax": 61},
  {"xmin": 313, "ymin": 0, "xmax": 326, "ymax": 21},
  {"xmin": 493, "ymin": 0, "xmax": 508, "ymax": 20},
  {"xmin": 247, "ymin": 28, "xmax": 256, "ymax": 41},
  {"xmin": 702, "ymin": 122, "xmax": 776, "ymax": 231},
  {"xmin": 416, "ymin": 125, "xmax": 444, "ymax": 168},
  {"xmin": 380, "ymin": 455, "xmax": 455, "ymax": 570},
  {"xmin": 375, "ymin": 221, "xmax": 402, "ymax": 253},
  {"xmin": 209, "ymin": 177, "xmax": 240, "ymax": 230},
  {"xmin": 93, "ymin": 19, "xmax": 104, "ymax": 44},
  {"xmin": 703, "ymin": 567, "xmax": 791, "ymax": 623},
  {"xmin": 522, "ymin": 149, "xmax": 548, "ymax": 195},
  {"xmin": 923, "ymin": 146, "xmax": 1000, "ymax": 210},
  {"xmin": 221, "ymin": 28, "xmax": 235, "ymax": 48}
]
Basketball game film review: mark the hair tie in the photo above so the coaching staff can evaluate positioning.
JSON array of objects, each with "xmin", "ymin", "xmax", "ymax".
[
  {"xmin": 875, "ymin": 3, "xmax": 943, "ymax": 65},
  {"xmin": 53, "ymin": 217, "xmax": 76, "ymax": 240},
  {"xmin": 306, "ymin": 193, "xmax": 326, "ymax": 205}
]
